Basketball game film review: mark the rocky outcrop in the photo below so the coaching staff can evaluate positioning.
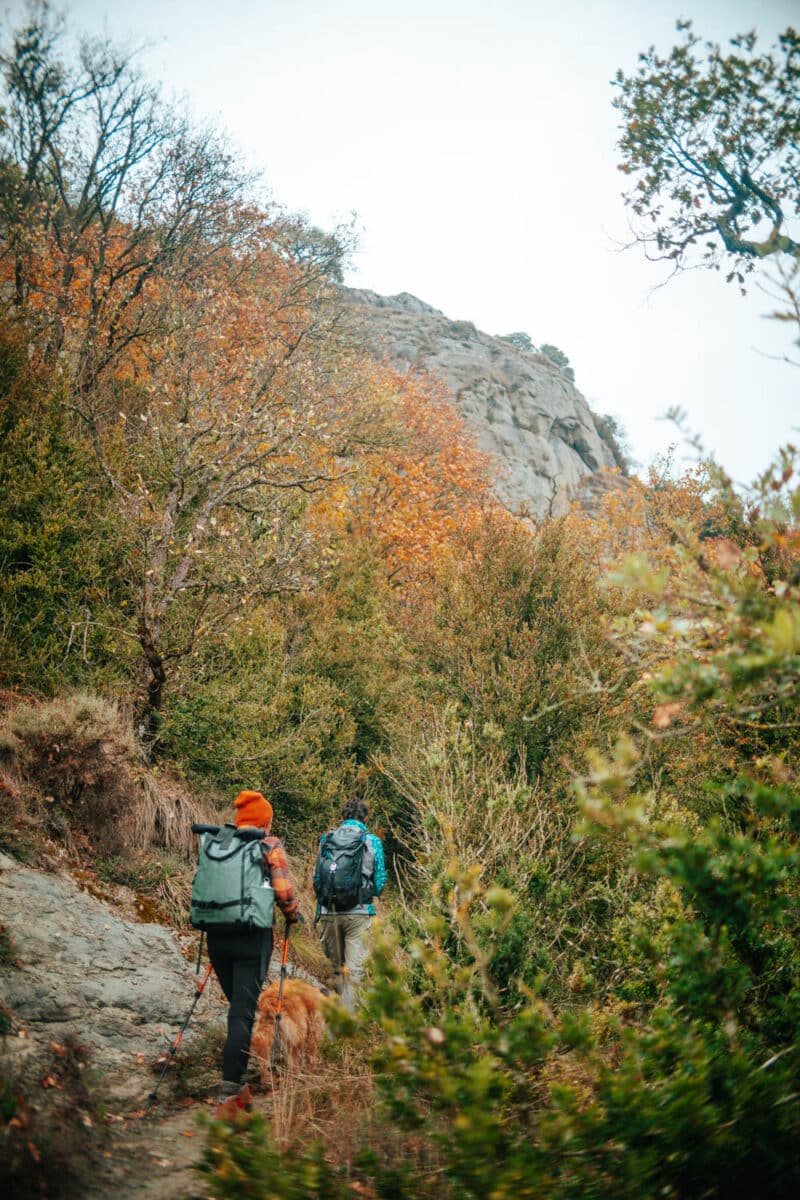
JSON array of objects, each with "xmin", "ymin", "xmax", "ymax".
[
  {"xmin": 0, "ymin": 851, "xmax": 215, "ymax": 1106},
  {"xmin": 344, "ymin": 288, "xmax": 620, "ymax": 517}
]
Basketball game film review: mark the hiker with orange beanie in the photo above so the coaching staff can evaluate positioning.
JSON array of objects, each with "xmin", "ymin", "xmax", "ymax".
[{"xmin": 206, "ymin": 789, "xmax": 298, "ymax": 1119}]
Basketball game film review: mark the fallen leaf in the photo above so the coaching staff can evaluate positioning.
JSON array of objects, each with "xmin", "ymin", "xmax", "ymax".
[{"xmin": 180, "ymin": 1130, "xmax": 196, "ymax": 1138}]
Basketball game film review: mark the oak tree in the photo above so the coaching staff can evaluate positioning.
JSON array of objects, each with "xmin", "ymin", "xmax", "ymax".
[
  {"xmin": 614, "ymin": 22, "xmax": 800, "ymax": 281},
  {"xmin": 89, "ymin": 220, "xmax": 355, "ymax": 735},
  {"xmin": 0, "ymin": 5, "xmax": 355, "ymax": 737},
  {"xmin": 309, "ymin": 364, "xmax": 496, "ymax": 585},
  {"xmin": 0, "ymin": 4, "xmax": 290, "ymax": 390}
]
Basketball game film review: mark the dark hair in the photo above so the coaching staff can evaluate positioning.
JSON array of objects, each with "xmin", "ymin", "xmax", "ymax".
[{"xmin": 342, "ymin": 798, "xmax": 368, "ymax": 823}]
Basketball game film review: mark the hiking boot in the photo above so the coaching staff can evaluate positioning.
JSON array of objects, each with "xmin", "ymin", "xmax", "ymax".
[{"xmin": 214, "ymin": 1084, "xmax": 253, "ymax": 1122}]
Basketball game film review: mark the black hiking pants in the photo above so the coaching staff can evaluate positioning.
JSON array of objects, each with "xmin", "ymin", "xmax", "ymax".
[{"xmin": 206, "ymin": 927, "xmax": 273, "ymax": 1085}]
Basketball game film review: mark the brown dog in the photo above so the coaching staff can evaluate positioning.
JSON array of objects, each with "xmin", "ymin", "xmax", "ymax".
[{"xmin": 250, "ymin": 978, "xmax": 325, "ymax": 1083}]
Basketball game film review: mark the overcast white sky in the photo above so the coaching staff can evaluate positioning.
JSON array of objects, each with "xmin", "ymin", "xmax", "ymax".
[{"xmin": 7, "ymin": 0, "xmax": 799, "ymax": 484}]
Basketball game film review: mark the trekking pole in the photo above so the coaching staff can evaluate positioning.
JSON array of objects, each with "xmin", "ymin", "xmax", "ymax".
[
  {"xmin": 147, "ymin": 960, "xmax": 214, "ymax": 1110},
  {"xmin": 270, "ymin": 921, "xmax": 292, "ymax": 1072}
]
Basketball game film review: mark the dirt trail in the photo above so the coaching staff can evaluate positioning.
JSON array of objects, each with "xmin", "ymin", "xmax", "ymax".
[
  {"xmin": 0, "ymin": 843, "xmax": 322, "ymax": 1197},
  {"xmin": 84, "ymin": 1105, "xmax": 206, "ymax": 1200},
  {"xmin": 83, "ymin": 1095, "xmax": 273, "ymax": 1199}
]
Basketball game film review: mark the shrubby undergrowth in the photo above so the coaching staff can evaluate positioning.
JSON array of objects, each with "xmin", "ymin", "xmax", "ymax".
[
  {"xmin": 198, "ymin": 451, "xmax": 800, "ymax": 1200},
  {"xmin": 1, "ymin": 8, "xmax": 799, "ymax": 1196},
  {"xmin": 3, "ymin": 284, "xmax": 798, "ymax": 1193}
]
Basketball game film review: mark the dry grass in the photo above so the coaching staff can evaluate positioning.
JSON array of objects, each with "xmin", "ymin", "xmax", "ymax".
[
  {"xmin": 285, "ymin": 927, "xmax": 333, "ymax": 983},
  {"xmin": 120, "ymin": 771, "xmax": 217, "ymax": 861},
  {"xmin": 0, "ymin": 691, "xmax": 216, "ymax": 866},
  {"xmin": 269, "ymin": 1042, "xmax": 366, "ymax": 1151},
  {"xmin": 264, "ymin": 1033, "xmax": 441, "ymax": 1181},
  {"xmin": 7, "ymin": 692, "xmax": 138, "ymax": 844},
  {"xmin": 0, "ymin": 726, "xmax": 20, "ymax": 763}
]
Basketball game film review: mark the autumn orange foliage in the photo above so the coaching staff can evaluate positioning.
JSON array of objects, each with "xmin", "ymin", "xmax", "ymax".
[
  {"xmin": 561, "ymin": 460, "xmax": 714, "ymax": 572},
  {"xmin": 4, "ymin": 150, "xmax": 500, "ymax": 712},
  {"xmin": 308, "ymin": 363, "xmax": 498, "ymax": 582}
]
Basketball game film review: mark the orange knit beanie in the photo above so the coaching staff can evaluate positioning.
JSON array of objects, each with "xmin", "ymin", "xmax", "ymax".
[{"xmin": 234, "ymin": 790, "xmax": 273, "ymax": 830}]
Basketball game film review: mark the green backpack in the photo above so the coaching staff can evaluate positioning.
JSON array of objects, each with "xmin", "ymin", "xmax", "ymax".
[{"xmin": 190, "ymin": 824, "xmax": 274, "ymax": 931}]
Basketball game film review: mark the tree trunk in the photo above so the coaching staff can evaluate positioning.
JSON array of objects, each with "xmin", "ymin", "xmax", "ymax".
[{"xmin": 137, "ymin": 622, "xmax": 167, "ymax": 750}]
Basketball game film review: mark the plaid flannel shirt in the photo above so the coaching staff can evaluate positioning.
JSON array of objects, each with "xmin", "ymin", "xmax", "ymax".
[{"xmin": 261, "ymin": 835, "xmax": 298, "ymax": 922}]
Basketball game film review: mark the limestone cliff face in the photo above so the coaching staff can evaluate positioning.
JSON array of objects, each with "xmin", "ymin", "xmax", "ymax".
[{"xmin": 344, "ymin": 288, "xmax": 620, "ymax": 517}]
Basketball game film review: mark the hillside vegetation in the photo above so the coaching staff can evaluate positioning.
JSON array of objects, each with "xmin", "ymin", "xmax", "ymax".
[{"xmin": 1, "ymin": 9, "xmax": 799, "ymax": 1200}]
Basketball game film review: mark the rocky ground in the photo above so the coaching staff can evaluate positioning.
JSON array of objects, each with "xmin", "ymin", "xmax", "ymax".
[
  {"xmin": 0, "ymin": 849, "xmax": 301, "ymax": 1198},
  {"xmin": 0, "ymin": 850, "xmax": 218, "ymax": 1100},
  {"xmin": 83, "ymin": 1105, "xmax": 212, "ymax": 1200}
]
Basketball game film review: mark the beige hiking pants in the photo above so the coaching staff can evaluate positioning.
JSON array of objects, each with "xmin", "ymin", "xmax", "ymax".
[{"xmin": 319, "ymin": 912, "xmax": 372, "ymax": 1012}]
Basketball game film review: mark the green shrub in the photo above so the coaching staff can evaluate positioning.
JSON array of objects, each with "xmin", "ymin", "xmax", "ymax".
[
  {"xmin": 267, "ymin": 837, "xmax": 798, "ymax": 1199},
  {"xmin": 0, "ymin": 326, "xmax": 135, "ymax": 694},
  {"xmin": 197, "ymin": 449, "xmax": 800, "ymax": 1199},
  {"xmin": 198, "ymin": 1113, "xmax": 353, "ymax": 1199},
  {"xmin": 162, "ymin": 552, "xmax": 414, "ymax": 836}
]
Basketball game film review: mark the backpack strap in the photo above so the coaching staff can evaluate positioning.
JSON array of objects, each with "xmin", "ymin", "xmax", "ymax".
[{"xmin": 204, "ymin": 825, "xmax": 242, "ymax": 862}]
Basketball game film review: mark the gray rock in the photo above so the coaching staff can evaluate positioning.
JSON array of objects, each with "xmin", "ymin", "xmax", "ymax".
[
  {"xmin": 348, "ymin": 288, "xmax": 444, "ymax": 317},
  {"xmin": 0, "ymin": 852, "xmax": 213, "ymax": 1106},
  {"xmin": 343, "ymin": 288, "xmax": 620, "ymax": 517}
]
